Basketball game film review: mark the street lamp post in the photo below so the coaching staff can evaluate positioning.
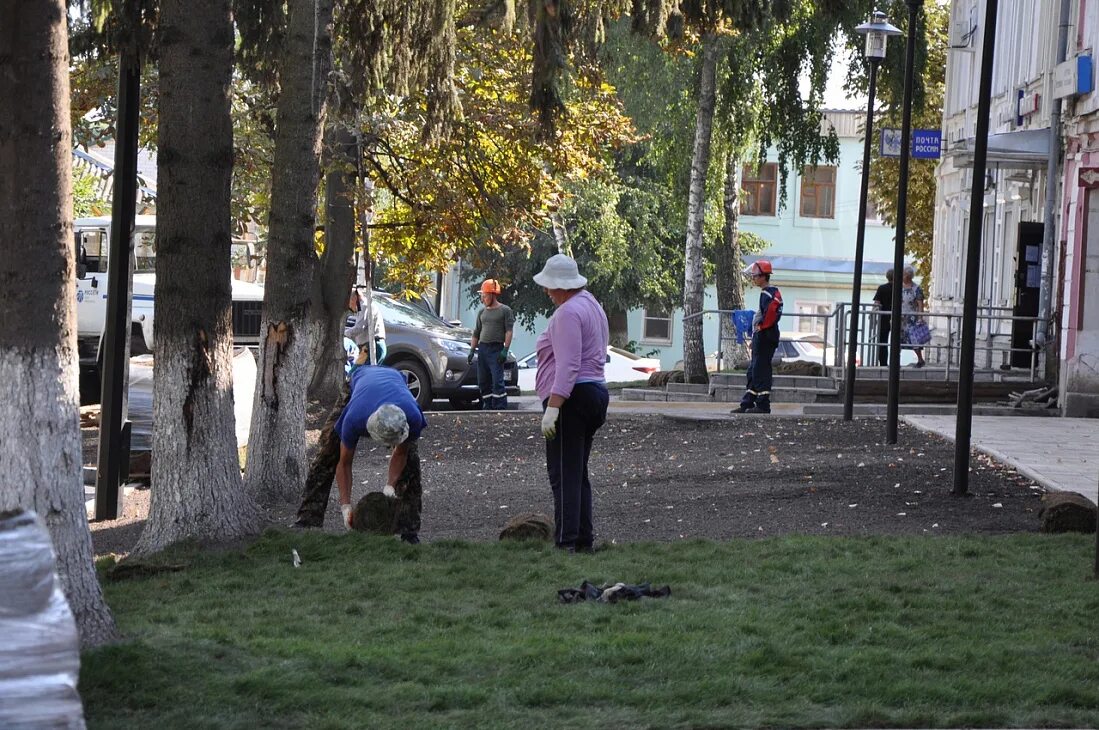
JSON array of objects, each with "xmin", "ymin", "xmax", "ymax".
[
  {"xmin": 844, "ymin": 11, "xmax": 902, "ymax": 422},
  {"xmin": 885, "ymin": 0, "xmax": 923, "ymax": 444}
]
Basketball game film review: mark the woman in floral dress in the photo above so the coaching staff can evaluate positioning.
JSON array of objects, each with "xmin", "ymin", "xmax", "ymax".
[{"xmin": 900, "ymin": 265, "xmax": 926, "ymax": 368}]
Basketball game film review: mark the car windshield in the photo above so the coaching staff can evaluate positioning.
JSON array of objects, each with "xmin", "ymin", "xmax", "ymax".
[
  {"xmin": 373, "ymin": 295, "xmax": 447, "ymax": 330},
  {"xmin": 77, "ymin": 225, "xmax": 159, "ymax": 273}
]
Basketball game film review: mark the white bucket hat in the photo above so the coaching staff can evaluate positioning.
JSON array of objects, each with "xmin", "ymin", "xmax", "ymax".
[
  {"xmin": 366, "ymin": 404, "xmax": 409, "ymax": 447},
  {"xmin": 533, "ymin": 254, "xmax": 588, "ymax": 290}
]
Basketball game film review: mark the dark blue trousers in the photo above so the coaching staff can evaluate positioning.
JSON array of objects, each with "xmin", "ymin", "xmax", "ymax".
[
  {"xmin": 741, "ymin": 327, "xmax": 779, "ymax": 408},
  {"xmin": 476, "ymin": 342, "xmax": 508, "ymax": 410},
  {"xmin": 544, "ymin": 382, "xmax": 609, "ymax": 548}
]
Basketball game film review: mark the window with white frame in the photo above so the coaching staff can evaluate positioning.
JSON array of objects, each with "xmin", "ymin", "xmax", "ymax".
[
  {"xmin": 641, "ymin": 308, "xmax": 673, "ymax": 344},
  {"xmin": 796, "ymin": 302, "xmax": 831, "ymax": 338},
  {"xmin": 956, "ymin": 214, "xmax": 968, "ymax": 301}
]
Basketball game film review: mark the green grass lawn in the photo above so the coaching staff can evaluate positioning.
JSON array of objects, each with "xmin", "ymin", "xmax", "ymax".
[{"xmin": 83, "ymin": 532, "xmax": 1099, "ymax": 729}]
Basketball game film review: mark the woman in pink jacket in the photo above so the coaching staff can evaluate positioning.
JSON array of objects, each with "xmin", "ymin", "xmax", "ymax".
[{"xmin": 533, "ymin": 254, "xmax": 610, "ymax": 553}]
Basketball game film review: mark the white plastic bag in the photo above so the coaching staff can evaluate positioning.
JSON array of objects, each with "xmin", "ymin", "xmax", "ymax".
[{"xmin": 0, "ymin": 510, "xmax": 86, "ymax": 729}]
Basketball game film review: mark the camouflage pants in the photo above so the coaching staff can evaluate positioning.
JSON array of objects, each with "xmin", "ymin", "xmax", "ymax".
[
  {"xmin": 391, "ymin": 442, "xmax": 422, "ymax": 536},
  {"xmin": 295, "ymin": 386, "xmax": 422, "ymax": 535}
]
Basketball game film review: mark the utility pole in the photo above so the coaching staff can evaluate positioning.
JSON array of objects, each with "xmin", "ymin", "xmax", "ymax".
[
  {"xmin": 885, "ymin": 0, "xmax": 923, "ymax": 444},
  {"xmin": 953, "ymin": 0, "xmax": 1000, "ymax": 496},
  {"xmin": 94, "ymin": 29, "xmax": 141, "ymax": 521}
]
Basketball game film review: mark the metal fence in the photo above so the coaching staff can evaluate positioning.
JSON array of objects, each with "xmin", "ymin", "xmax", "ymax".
[{"xmin": 685, "ymin": 305, "xmax": 1048, "ymax": 380}]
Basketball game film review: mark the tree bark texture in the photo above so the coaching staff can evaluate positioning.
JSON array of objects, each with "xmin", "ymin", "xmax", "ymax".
[
  {"xmin": 551, "ymin": 211, "xmax": 570, "ymax": 255},
  {"xmin": 606, "ymin": 308, "xmax": 629, "ymax": 349},
  {"xmin": 307, "ymin": 122, "xmax": 357, "ymax": 407},
  {"xmin": 134, "ymin": 0, "xmax": 259, "ymax": 555},
  {"xmin": 681, "ymin": 34, "xmax": 718, "ymax": 383},
  {"xmin": 245, "ymin": 0, "xmax": 334, "ymax": 503},
  {"xmin": 0, "ymin": 0, "xmax": 117, "ymax": 646},
  {"xmin": 717, "ymin": 153, "xmax": 748, "ymax": 369}
]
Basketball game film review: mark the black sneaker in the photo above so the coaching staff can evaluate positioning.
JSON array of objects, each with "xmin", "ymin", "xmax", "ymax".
[{"xmin": 400, "ymin": 533, "xmax": 420, "ymax": 545}]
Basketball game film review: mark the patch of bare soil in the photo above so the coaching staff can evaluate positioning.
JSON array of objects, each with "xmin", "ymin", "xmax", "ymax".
[{"xmin": 90, "ymin": 412, "xmax": 1043, "ymax": 556}]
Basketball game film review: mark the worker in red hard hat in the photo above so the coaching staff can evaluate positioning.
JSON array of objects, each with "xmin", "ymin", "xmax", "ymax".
[
  {"xmin": 468, "ymin": 278, "xmax": 515, "ymax": 409},
  {"xmin": 737, "ymin": 260, "xmax": 783, "ymax": 414}
]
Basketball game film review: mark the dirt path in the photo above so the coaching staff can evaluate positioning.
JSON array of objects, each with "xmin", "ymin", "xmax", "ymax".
[{"xmin": 91, "ymin": 412, "xmax": 1042, "ymax": 555}]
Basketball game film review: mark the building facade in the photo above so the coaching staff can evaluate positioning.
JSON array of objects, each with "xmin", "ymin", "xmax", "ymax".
[
  {"xmin": 933, "ymin": 0, "xmax": 1056, "ymax": 368},
  {"xmin": 936, "ymin": 0, "xmax": 1099, "ymax": 415}
]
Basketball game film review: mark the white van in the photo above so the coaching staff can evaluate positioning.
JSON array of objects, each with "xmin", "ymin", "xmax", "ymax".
[{"xmin": 74, "ymin": 215, "xmax": 265, "ymax": 365}]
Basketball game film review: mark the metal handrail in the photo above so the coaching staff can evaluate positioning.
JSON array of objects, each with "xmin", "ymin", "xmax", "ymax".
[
  {"xmin": 684, "ymin": 305, "xmax": 1048, "ymax": 380},
  {"xmin": 835, "ymin": 303, "xmax": 1046, "ymax": 381}
]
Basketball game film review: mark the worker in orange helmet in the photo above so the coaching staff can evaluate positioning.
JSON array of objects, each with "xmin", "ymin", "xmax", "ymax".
[
  {"xmin": 737, "ymin": 260, "xmax": 783, "ymax": 414},
  {"xmin": 468, "ymin": 279, "xmax": 515, "ymax": 410}
]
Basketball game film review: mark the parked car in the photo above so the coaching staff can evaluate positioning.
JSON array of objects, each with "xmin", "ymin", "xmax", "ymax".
[
  {"xmin": 774, "ymin": 332, "xmax": 859, "ymax": 367},
  {"xmin": 515, "ymin": 346, "xmax": 661, "ymax": 391},
  {"xmin": 347, "ymin": 292, "xmax": 520, "ymax": 409}
]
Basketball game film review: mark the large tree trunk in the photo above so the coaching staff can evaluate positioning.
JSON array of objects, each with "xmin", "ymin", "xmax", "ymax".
[
  {"xmin": 717, "ymin": 152, "xmax": 748, "ymax": 370},
  {"xmin": 607, "ymin": 308, "xmax": 629, "ymax": 349},
  {"xmin": 245, "ymin": 0, "xmax": 334, "ymax": 503},
  {"xmin": 134, "ymin": 0, "xmax": 259, "ymax": 555},
  {"xmin": 681, "ymin": 33, "xmax": 718, "ymax": 383},
  {"xmin": 307, "ymin": 122, "xmax": 357, "ymax": 407},
  {"xmin": 0, "ymin": 0, "xmax": 117, "ymax": 646}
]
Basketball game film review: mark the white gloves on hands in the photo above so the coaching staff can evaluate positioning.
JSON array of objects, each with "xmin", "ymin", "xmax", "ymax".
[
  {"xmin": 541, "ymin": 406, "xmax": 560, "ymax": 439},
  {"xmin": 382, "ymin": 484, "xmax": 397, "ymax": 499},
  {"xmin": 340, "ymin": 503, "xmax": 353, "ymax": 530}
]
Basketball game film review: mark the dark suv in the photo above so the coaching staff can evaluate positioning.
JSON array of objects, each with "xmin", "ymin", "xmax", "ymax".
[{"xmin": 368, "ymin": 293, "xmax": 520, "ymax": 409}]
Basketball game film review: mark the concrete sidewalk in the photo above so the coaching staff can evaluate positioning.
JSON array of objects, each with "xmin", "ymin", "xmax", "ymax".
[{"xmin": 903, "ymin": 415, "xmax": 1099, "ymax": 502}]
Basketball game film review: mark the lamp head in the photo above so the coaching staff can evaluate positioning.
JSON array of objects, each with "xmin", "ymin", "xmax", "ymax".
[{"xmin": 856, "ymin": 11, "xmax": 902, "ymax": 61}]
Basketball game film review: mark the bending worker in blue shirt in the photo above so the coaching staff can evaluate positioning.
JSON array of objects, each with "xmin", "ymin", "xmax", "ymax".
[{"xmin": 292, "ymin": 365, "xmax": 428, "ymax": 543}]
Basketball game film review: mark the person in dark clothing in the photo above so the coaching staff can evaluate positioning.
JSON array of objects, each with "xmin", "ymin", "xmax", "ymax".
[
  {"xmin": 737, "ymin": 260, "xmax": 783, "ymax": 415},
  {"xmin": 291, "ymin": 365, "xmax": 427, "ymax": 543},
  {"xmin": 872, "ymin": 269, "xmax": 894, "ymax": 367}
]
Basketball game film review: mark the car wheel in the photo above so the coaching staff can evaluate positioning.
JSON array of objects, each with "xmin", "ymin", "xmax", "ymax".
[
  {"xmin": 448, "ymin": 397, "xmax": 480, "ymax": 411},
  {"xmin": 394, "ymin": 359, "xmax": 433, "ymax": 408},
  {"xmin": 130, "ymin": 325, "xmax": 151, "ymax": 357}
]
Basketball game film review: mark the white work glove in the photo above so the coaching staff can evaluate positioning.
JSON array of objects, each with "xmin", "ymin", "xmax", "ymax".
[
  {"xmin": 340, "ymin": 503, "xmax": 353, "ymax": 531},
  {"xmin": 382, "ymin": 484, "xmax": 397, "ymax": 499},
  {"xmin": 541, "ymin": 406, "xmax": 560, "ymax": 439}
]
